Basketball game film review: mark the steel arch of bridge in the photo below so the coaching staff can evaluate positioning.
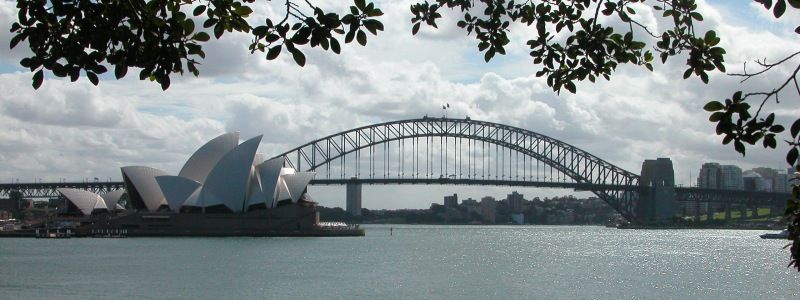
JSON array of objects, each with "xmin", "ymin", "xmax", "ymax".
[{"xmin": 274, "ymin": 117, "xmax": 641, "ymax": 220}]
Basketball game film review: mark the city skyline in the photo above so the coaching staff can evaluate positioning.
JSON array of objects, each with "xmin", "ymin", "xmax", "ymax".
[{"xmin": 1, "ymin": 1, "xmax": 798, "ymax": 209}]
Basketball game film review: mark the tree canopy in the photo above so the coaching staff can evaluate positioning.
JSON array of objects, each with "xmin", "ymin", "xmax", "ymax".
[{"xmin": 9, "ymin": 0, "xmax": 800, "ymax": 270}]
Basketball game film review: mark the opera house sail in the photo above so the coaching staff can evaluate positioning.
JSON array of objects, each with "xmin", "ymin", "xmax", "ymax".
[{"xmin": 56, "ymin": 132, "xmax": 362, "ymax": 237}]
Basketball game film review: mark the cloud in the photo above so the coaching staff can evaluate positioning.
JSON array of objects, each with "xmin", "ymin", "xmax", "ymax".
[{"xmin": 0, "ymin": 1, "xmax": 797, "ymax": 209}]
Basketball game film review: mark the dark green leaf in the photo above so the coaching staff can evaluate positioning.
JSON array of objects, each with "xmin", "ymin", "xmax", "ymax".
[
  {"xmin": 10, "ymin": 34, "xmax": 25, "ymax": 49},
  {"xmin": 159, "ymin": 76, "xmax": 170, "ymax": 90},
  {"xmin": 87, "ymin": 71, "xmax": 99, "ymax": 86},
  {"xmin": 235, "ymin": 6, "xmax": 253, "ymax": 16},
  {"xmin": 734, "ymin": 140, "xmax": 745, "ymax": 154},
  {"xmin": 356, "ymin": 30, "xmax": 367, "ymax": 46},
  {"xmin": 355, "ymin": 0, "xmax": 366, "ymax": 11},
  {"xmin": 115, "ymin": 64, "xmax": 128, "ymax": 79},
  {"xmin": 788, "ymin": 147, "xmax": 799, "ymax": 166},
  {"xmin": 214, "ymin": 23, "xmax": 224, "ymax": 39},
  {"xmin": 267, "ymin": 45, "xmax": 282, "ymax": 60},
  {"xmin": 775, "ymin": 0, "xmax": 787, "ymax": 18},
  {"xmin": 290, "ymin": 47, "xmax": 306, "ymax": 66},
  {"xmin": 484, "ymin": 48, "xmax": 495, "ymax": 62},
  {"xmin": 703, "ymin": 101, "xmax": 724, "ymax": 112},
  {"xmin": 412, "ymin": 23, "xmax": 421, "ymax": 35},
  {"xmin": 184, "ymin": 19, "xmax": 195, "ymax": 36},
  {"xmin": 32, "ymin": 69, "xmax": 43, "ymax": 89},
  {"xmin": 330, "ymin": 38, "xmax": 341, "ymax": 54},
  {"xmin": 193, "ymin": 32, "xmax": 210, "ymax": 42},
  {"xmin": 193, "ymin": 5, "xmax": 206, "ymax": 17},
  {"xmin": 709, "ymin": 112, "xmax": 724, "ymax": 122},
  {"xmin": 791, "ymin": 118, "xmax": 800, "ymax": 138}
]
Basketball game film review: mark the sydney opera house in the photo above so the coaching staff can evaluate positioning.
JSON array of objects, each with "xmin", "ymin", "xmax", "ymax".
[{"xmin": 57, "ymin": 133, "xmax": 361, "ymax": 236}]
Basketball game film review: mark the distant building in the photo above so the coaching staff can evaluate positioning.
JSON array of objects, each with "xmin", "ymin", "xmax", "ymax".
[
  {"xmin": 507, "ymin": 191, "xmax": 524, "ymax": 213},
  {"xmin": 480, "ymin": 196, "xmax": 496, "ymax": 224},
  {"xmin": 443, "ymin": 194, "xmax": 458, "ymax": 209},
  {"xmin": 743, "ymin": 170, "xmax": 772, "ymax": 192},
  {"xmin": 752, "ymin": 167, "xmax": 791, "ymax": 193},
  {"xmin": 697, "ymin": 162, "xmax": 743, "ymax": 190},
  {"xmin": 698, "ymin": 162, "xmax": 721, "ymax": 188},
  {"xmin": 720, "ymin": 165, "xmax": 743, "ymax": 190},
  {"xmin": 461, "ymin": 198, "xmax": 478, "ymax": 206}
]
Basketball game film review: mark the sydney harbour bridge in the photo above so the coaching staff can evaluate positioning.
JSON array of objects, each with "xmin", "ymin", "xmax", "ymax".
[{"xmin": 0, "ymin": 118, "xmax": 790, "ymax": 223}]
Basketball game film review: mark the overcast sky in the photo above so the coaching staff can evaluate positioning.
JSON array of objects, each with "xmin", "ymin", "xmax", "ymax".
[{"xmin": 1, "ymin": 0, "xmax": 799, "ymax": 209}]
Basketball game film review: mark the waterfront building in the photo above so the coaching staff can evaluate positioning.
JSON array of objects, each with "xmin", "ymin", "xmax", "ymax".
[
  {"xmin": 443, "ymin": 194, "xmax": 458, "ymax": 209},
  {"xmin": 480, "ymin": 196, "xmax": 496, "ymax": 224},
  {"xmin": 507, "ymin": 191, "xmax": 524, "ymax": 213},
  {"xmin": 57, "ymin": 132, "xmax": 317, "ymax": 217},
  {"xmin": 50, "ymin": 132, "xmax": 358, "ymax": 237}
]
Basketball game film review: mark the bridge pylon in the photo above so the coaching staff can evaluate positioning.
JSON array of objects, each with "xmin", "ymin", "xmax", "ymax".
[
  {"xmin": 637, "ymin": 158, "xmax": 677, "ymax": 223},
  {"xmin": 346, "ymin": 180, "xmax": 362, "ymax": 217}
]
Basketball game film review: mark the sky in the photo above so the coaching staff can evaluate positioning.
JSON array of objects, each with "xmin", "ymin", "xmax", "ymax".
[{"xmin": 1, "ymin": 0, "xmax": 799, "ymax": 209}]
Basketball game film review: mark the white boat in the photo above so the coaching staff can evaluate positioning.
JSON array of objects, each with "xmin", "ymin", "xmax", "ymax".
[{"xmin": 759, "ymin": 230, "xmax": 789, "ymax": 239}]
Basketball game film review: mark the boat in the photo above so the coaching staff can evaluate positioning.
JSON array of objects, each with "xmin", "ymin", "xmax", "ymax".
[{"xmin": 759, "ymin": 230, "xmax": 789, "ymax": 239}]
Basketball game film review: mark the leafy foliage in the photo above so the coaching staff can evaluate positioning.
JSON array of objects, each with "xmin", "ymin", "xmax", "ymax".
[
  {"xmin": 10, "ymin": 0, "xmax": 384, "ymax": 90},
  {"xmin": 701, "ymin": 0, "xmax": 800, "ymax": 271},
  {"xmin": 409, "ymin": 0, "xmax": 725, "ymax": 94}
]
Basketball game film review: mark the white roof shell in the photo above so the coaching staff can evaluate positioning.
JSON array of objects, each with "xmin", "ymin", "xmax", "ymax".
[
  {"xmin": 121, "ymin": 166, "xmax": 168, "ymax": 212},
  {"xmin": 255, "ymin": 158, "xmax": 285, "ymax": 208},
  {"xmin": 58, "ymin": 188, "xmax": 108, "ymax": 215},
  {"xmin": 246, "ymin": 166, "xmax": 266, "ymax": 209},
  {"xmin": 155, "ymin": 175, "xmax": 201, "ymax": 212},
  {"xmin": 198, "ymin": 135, "xmax": 263, "ymax": 212},
  {"xmin": 282, "ymin": 172, "xmax": 315, "ymax": 203},
  {"xmin": 275, "ymin": 178, "xmax": 292, "ymax": 204},
  {"xmin": 99, "ymin": 189, "xmax": 125, "ymax": 211},
  {"xmin": 179, "ymin": 132, "xmax": 240, "ymax": 184}
]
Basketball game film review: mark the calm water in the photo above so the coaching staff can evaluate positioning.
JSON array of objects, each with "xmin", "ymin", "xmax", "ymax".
[{"xmin": 0, "ymin": 225, "xmax": 798, "ymax": 299}]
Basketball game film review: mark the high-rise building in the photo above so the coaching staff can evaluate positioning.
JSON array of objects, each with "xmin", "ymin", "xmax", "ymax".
[
  {"xmin": 774, "ymin": 172, "xmax": 791, "ymax": 193},
  {"xmin": 507, "ymin": 191, "xmax": 524, "ymax": 213},
  {"xmin": 698, "ymin": 162, "xmax": 721, "ymax": 188},
  {"xmin": 698, "ymin": 163, "xmax": 743, "ymax": 190},
  {"xmin": 443, "ymin": 194, "xmax": 458, "ymax": 209},
  {"xmin": 720, "ymin": 165, "xmax": 743, "ymax": 190},
  {"xmin": 461, "ymin": 198, "xmax": 478, "ymax": 206},
  {"xmin": 743, "ymin": 170, "xmax": 772, "ymax": 192},
  {"xmin": 480, "ymin": 196, "xmax": 496, "ymax": 224},
  {"xmin": 752, "ymin": 167, "xmax": 791, "ymax": 193}
]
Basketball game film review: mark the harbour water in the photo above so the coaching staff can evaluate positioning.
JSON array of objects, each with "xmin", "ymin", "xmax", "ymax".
[{"xmin": 1, "ymin": 225, "xmax": 798, "ymax": 299}]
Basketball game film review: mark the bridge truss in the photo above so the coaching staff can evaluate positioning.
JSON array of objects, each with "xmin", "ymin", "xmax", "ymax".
[
  {"xmin": 274, "ymin": 117, "xmax": 641, "ymax": 220},
  {"xmin": 0, "ymin": 181, "xmax": 125, "ymax": 199}
]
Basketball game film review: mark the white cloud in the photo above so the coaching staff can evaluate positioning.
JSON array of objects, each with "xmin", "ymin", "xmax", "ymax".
[{"xmin": 0, "ymin": 1, "xmax": 797, "ymax": 209}]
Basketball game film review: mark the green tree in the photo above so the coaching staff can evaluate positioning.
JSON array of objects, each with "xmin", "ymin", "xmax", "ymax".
[
  {"xmin": 10, "ymin": 0, "xmax": 385, "ymax": 90},
  {"xmin": 9, "ymin": 0, "xmax": 800, "ymax": 270}
]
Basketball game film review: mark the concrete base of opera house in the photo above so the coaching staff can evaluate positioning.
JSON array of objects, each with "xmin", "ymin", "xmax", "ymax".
[{"xmin": 58, "ymin": 203, "xmax": 363, "ymax": 237}]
